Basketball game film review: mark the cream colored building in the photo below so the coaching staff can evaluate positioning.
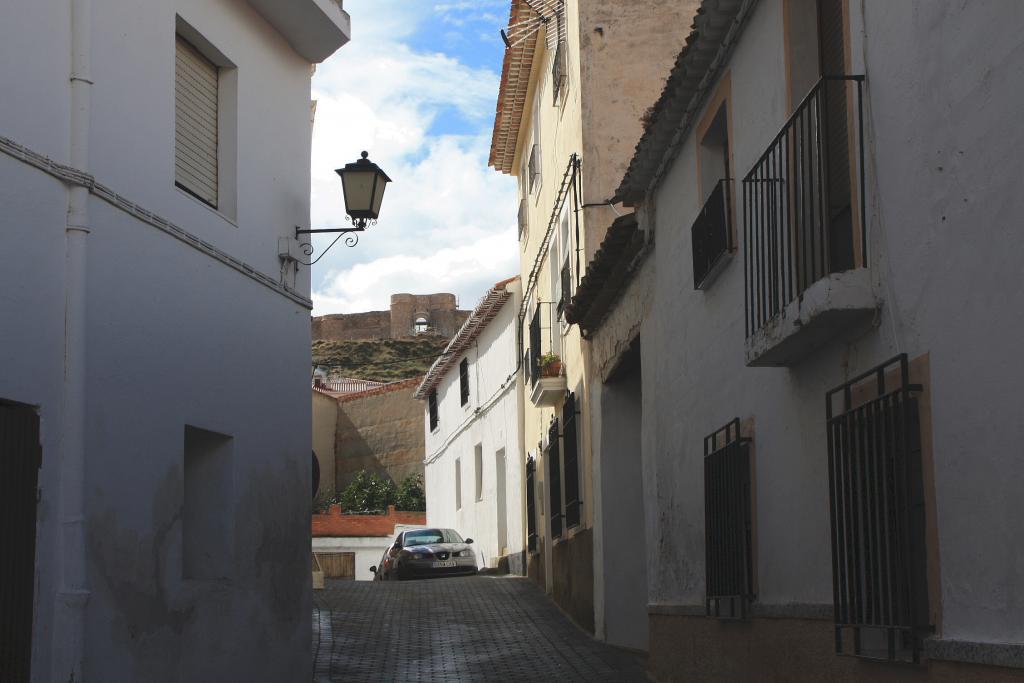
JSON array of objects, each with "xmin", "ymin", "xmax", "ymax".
[{"xmin": 489, "ymin": 0, "xmax": 698, "ymax": 636}]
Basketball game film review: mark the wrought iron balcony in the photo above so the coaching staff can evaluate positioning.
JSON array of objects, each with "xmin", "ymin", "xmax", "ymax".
[
  {"xmin": 691, "ymin": 179, "xmax": 734, "ymax": 289},
  {"xmin": 742, "ymin": 76, "xmax": 873, "ymax": 366}
]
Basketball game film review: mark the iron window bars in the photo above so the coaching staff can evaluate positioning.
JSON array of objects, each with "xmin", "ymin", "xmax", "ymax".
[
  {"xmin": 459, "ymin": 358, "xmax": 470, "ymax": 406},
  {"xmin": 826, "ymin": 354, "xmax": 929, "ymax": 662},
  {"xmin": 526, "ymin": 457, "xmax": 538, "ymax": 552},
  {"xmin": 428, "ymin": 389, "xmax": 439, "ymax": 432},
  {"xmin": 529, "ymin": 144, "xmax": 542, "ymax": 195},
  {"xmin": 518, "ymin": 197, "xmax": 529, "ymax": 242},
  {"xmin": 704, "ymin": 418, "xmax": 754, "ymax": 619},
  {"xmin": 742, "ymin": 76, "xmax": 866, "ymax": 337},
  {"xmin": 551, "ymin": 38, "xmax": 568, "ymax": 105},
  {"xmin": 562, "ymin": 392, "xmax": 581, "ymax": 528},
  {"xmin": 558, "ymin": 261, "xmax": 571, "ymax": 316},
  {"xmin": 529, "ymin": 307, "xmax": 542, "ymax": 387},
  {"xmin": 548, "ymin": 418, "xmax": 564, "ymax": 539},
  {"xmin": 692, "ymin": 179, "xmax": 734, "ymax": 289}
]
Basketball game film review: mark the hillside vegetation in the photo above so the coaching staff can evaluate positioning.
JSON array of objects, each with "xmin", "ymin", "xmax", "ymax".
[{"xmin": 312, "ymin": 337, "xmax": 449, "ymax": 383}]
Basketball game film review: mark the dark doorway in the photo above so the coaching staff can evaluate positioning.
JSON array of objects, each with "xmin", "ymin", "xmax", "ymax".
[{"xmin": 0, "ymin": 400, "xmax": 41, "ymax": 683}]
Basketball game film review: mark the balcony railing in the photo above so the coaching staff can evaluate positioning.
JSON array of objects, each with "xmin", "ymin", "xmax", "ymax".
[
  {"xmin": 692, "ymin": 179, "xmax": 734, "ymax": 289},
  {"xmin": 743, "ymin": 76, "xmax": 865, "ymax": 337}
]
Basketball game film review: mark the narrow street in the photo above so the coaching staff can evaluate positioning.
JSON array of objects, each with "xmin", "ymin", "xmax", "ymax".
[{"xmin": 312, "ymin": 576, "xmax": 649, "ymax": 682}]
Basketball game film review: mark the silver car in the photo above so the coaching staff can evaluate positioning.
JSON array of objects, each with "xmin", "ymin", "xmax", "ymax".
[{"xmin": 371, "ymin": 528, "xmax": 477, "ymax": 581}]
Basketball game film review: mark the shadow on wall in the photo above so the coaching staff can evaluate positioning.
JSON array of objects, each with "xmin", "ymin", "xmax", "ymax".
[{"xmin": 333, "ymin": 388, "xmax": 425, "ymax": 493}]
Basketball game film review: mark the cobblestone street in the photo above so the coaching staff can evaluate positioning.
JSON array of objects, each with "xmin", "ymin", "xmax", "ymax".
[{"xmin": 312, "ymin": 576, "xmax": 649, "ymax": 682}]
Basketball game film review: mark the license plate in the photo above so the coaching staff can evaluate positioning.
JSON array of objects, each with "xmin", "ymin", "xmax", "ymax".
[{"xmin": 432, "ymin": 560, "xmax": 457, "ymax": 568}]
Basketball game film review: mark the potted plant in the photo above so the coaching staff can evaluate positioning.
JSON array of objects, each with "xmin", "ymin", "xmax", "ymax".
[{"xmin": 538, "ymin": 352, "xmax": 563, "ymax": 378}]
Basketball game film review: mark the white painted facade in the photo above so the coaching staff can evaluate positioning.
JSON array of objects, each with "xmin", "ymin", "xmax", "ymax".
[
  {"xmin": 420, "ymin": 280, "xmax": 526, "ymax": 573},
  {"xmin": 613, "ymin": 0, "xmax": 1024, "ymax": 670},
  {"xmin": 0, "ymin": 1, "xmax": 349, "ymax": 681}
]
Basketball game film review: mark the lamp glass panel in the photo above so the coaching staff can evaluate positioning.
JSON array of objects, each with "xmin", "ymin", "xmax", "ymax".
[
  {"xmin": 341, "ymin": 169, "xmax": 377, "ymax": 214},
  {"xmin": 371, "ymin": 173, "xmax": 389, "ymax": 216}
]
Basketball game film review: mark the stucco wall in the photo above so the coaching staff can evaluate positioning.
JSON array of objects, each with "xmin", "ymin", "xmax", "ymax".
[
  {"xmin": 0, "ymin": 0, "xmax": 332, "ymax": 679},
  {"xmin": 335, "ymin": 382, "xmax": 425, "ymax": 491},
  {"xmin": 313, "ymin": 390, "xmax": 339, "ymax": 499},
  {"xmin": 637, "ymin": 0, "xmax": 1024, "ymax": 668},
  {"xmin": 423, "ymin": 284, "xmax": 525, "ymax": 571}
]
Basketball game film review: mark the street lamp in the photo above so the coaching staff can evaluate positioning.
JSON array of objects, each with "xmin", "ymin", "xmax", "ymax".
[{"xmin": 295, "ymin": 151, "xmax": 391, "ymax": 262}]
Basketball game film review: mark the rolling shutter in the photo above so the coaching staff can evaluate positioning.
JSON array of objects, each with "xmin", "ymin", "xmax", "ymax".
[{"xmin": 175, "ymin": 36, "xmax": 218, "ymax": 207}]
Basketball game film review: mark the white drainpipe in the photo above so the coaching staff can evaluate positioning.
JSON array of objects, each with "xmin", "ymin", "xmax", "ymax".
[{"xmin": 54, "ymin": 0, "xmax": 92, "ymax": 679}]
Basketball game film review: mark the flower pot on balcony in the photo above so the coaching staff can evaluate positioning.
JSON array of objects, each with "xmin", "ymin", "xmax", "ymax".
[{"xmin": 540, "ymin": 361, "xmax": 562, "ymax": 378}]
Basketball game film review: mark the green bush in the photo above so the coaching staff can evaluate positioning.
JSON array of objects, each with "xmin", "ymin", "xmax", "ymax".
[{"xmin": 395, "ymin": 474, "xmax": 426, "ymax": 512}]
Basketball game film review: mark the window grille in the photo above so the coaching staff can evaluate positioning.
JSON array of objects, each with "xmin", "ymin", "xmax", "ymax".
[
  {"xmin": 528, "ymin": 144, "xmax": 542, "ymax": 195},
  {"xmin": 175, "ymin": 36, "xmax": 219, "ymax": 207},
  {"xmin": 547, "ymin": 418, "xmax": 563, "ymax": 539},
  {"xmin": 529, "ymin": 308, "xmax": 541, "ymax": 386},
  {"xmin": 692, "ymin": 179, "xmax": 733, "ymax": 289},
  {"xmin": 428, "ymin": 390, "xmax": 439, "ymax": 431},
  {"xmin": 551, "ymin": 39, "xmax": 568, "ymax": 105},
  {"xmin": 562, "ymin": 392, "xmax": 581, "ymax": 528},
  {"xmin": 518, "ymin": 198, "xmax": 529, "ymax": 242},
  {"xmin": 526, "ymin": 457, "xmax": 538, "ymax": 552},
  {"xmin": 826, "ymin": 354, "xmax": 930, "ymax": 662},
  {"xmin": 704, "ymin": 418, "xmax": 754, "ymax": 619},
  {"xmin": 558, "ymin": 261, "xmax": 572, "ymax": 316},
  {"xmin": 459, "ymin": 358, "xmax": 470, "ymax": 406}
]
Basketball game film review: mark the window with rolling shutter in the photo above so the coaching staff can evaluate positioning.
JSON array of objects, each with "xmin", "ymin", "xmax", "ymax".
[{"xmin": 175, "ymin": 36, "xmax": 219, "ymax": 207}]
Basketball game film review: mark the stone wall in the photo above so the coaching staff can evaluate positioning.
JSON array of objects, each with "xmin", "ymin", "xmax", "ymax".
[
  {"xmin": 311, "ymin": 310, "xmax": 391, "ymax": 341},
  {"xmin": 310, "ymin": 293, "xmax": 470, "ymax": 341},
  {"xmin": 334, "ymin": 378, "xmax": 425, "ymax": 491}
]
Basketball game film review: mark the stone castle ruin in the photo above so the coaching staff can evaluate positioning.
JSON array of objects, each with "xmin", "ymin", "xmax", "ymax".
[{"xmin": 311, "ymin": 293, "xmax": 470, "ymax": 341}]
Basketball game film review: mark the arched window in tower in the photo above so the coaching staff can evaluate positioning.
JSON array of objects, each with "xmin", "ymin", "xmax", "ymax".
[{"xmin": 414, "ymin": 317, "xmax": 430, "ymax": 335}]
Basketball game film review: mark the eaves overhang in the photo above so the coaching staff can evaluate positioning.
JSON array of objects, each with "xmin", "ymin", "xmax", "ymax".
[
  {"xmin": 489, "ymin": 0, "xmax": 541, "ymax": 175},
  {"xmin": 246, "ymin": 0, "xmax": 352, "ymax": 63},
  {"xmin": 413, "ymin": 277, "xmax": 519, "ymax": 400},
  {"xmin": 615, "ymin": 0, "xmax": 756, "ymax": 205}
]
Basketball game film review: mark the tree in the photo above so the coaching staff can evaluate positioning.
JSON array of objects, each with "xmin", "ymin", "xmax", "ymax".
[
  {"xmin": 395, "ymin": 474, "xmax": 426, "ymax": 512},
  {"xmin": 337, "ymin": 471, "xmax": 396, "ymax": 512}
]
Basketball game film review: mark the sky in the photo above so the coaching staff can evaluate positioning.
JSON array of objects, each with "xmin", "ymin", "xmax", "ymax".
[{"xmin": 308, "ymin": 0, "xmax": 517, "ymax": 315}]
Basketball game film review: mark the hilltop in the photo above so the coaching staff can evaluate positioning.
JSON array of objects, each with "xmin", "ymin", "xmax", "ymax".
[{"xmin": 312, "ymin": 337, "xmax": 449, "ymax": 383}]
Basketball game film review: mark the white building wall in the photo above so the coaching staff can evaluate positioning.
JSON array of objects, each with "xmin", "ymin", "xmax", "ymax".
[
  {"xmin": 313, "ymin": 537, "xmax": 392, "ymax": 582},
  {"xmin": 642, "ymin": 0, "xmax": 1024, "ymax": 654},
  {"xmin": 423, "ymin": 284, "xmax": 525, "ymax": 571},
  {"xmin": 0, "ymin": 1, "xmax": 347, "ymax": 680}
]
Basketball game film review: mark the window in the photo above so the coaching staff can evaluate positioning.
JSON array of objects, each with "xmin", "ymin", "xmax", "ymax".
[
  {"xmin": 528, "ymin": 144, "xmax": 542, "ymax": 195},
  {"xmin": 547, "ymin": 418, "xmax": 563, "ymax": 539},
  {"xmin": 474, "ymin": 444, "xmax": 483, "ymax": 501},
  {"xmin": 529, "ymin": 306, "xmax": 542, "ymax": 386},
  {"xmin": 526, "ymin": 457, "xmax": 538, "ymax": 552},
  {"xmin": 455, "ymin": 458, "xmax": 462, "ymax": 510},
  {"xmin": 175, "ymin": 35, "xmax": 219, "ymax": 207},
  {"xmin": 183, "ymin": 425, "xmax": 233, "ymax": 580},
  {"xmin": 826, "ymin": 354, "xmax": 930, "ymax": 662},
  {"xmin": 703, "ymin": 418, "xmax": 754, "ymax": 619},
  {"xmin": 518, "ymin": 198, "xmax": 529, "ymax": 243},
  {"xmin": 428, "ymin": 389, "xmax": 439, "ymax": 432},
  {"xmin": 414, "ymin": 317, "xmax": 430, "ymax": 334},
  {"xmin": 459, "ymin": 358, "xmax": 470, "ymax": 406},
  {"xmin": 562, "ymin": 392, "xmax": 581, "ymax": 528},
  {"xmin": 693, "ymin": 85, "xmax": 734, "ymax": 290},
  {"xmin": 552, "ymin": 203, "xmax": 573, "ymax": 317},
  {"xmin": 551, "ymin": 38, "xmax": 568, "ymax": 105}
]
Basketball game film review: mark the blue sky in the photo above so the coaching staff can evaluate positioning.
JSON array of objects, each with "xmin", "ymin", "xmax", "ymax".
[{"xmin": 308, "ymin": 0, "xmax": 517, "ymax": 315}]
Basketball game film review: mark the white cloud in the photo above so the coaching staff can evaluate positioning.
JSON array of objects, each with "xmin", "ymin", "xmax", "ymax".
[{"xmin": 308, "ymin": 0, "xmax": 517, "ymax": 315}]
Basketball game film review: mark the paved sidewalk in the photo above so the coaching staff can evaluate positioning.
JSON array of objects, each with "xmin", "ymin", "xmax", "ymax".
[{"xmin": 312, "ymin": 576, "xmax": 649, "ymax": 682}]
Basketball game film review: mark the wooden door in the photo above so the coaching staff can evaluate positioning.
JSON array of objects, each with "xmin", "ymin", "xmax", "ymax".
[{"xmin": 316, "ymin": 552, "xmax": 355, "ymax": 580}]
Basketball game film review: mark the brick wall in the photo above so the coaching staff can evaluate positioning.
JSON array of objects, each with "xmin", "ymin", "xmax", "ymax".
[{"xmin": 312, "ymin": 504, "xmax": 427, "ymax": 538}]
